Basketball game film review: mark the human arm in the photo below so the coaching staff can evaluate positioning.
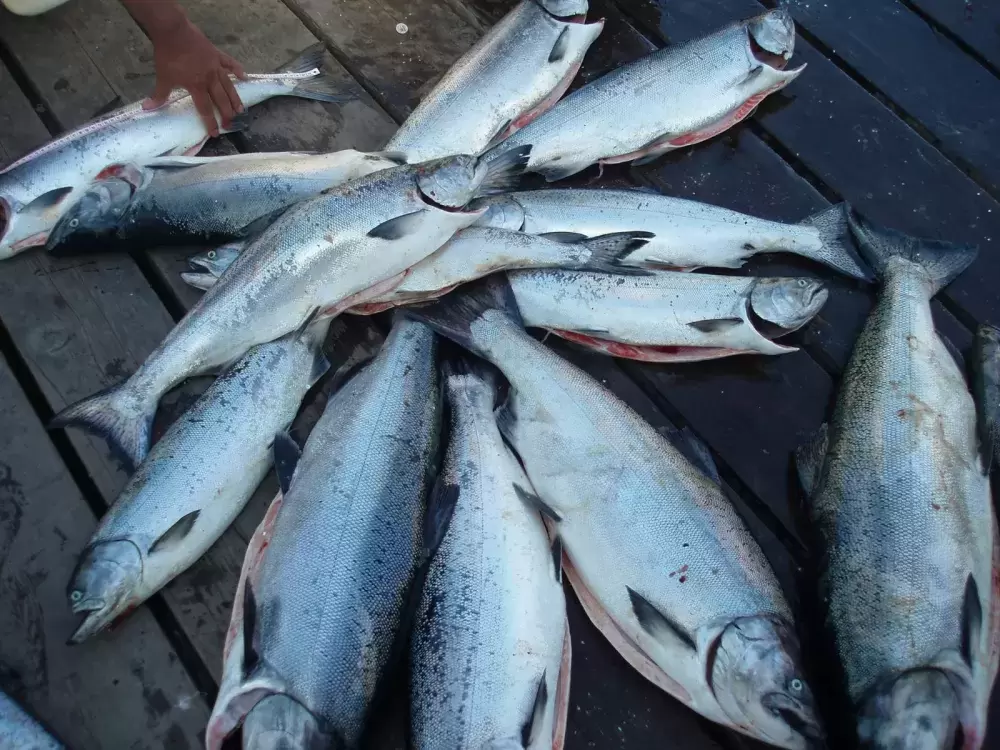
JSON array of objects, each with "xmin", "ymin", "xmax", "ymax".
[{"xmin": 120, "ymin": 0, "xmax": 247, "ymax": 135}]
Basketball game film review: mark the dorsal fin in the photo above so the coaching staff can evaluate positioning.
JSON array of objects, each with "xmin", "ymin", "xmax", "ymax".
[
  {"xmin": 273, "ymin": 432, "xmax": 302, "ymax": 494},
  {"xmin": 961, "ymin": 574, "xmax": 983, "ymax": 667},
  {"xmin": 551, "ymin": 536, "xmax": 563, "ymax": 584},
  {"xmin": 513, "ymin": 483, "xmax": 561, "ymax": 523},
  {"xmin": 243, "ymin": 581, "xmax": 260, "ymax": 679}
]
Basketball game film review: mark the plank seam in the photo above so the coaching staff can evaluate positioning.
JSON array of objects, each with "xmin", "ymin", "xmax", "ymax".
[
  {"xmin": 897, "ymin": 0, "xmax": 1000, "ymax": 83},
  {"xmin": 0, "ymin": 38, "xmax": 60, "ymax": 137},
  {"xmin": 278, "ymin": 0, "xmax": 406, "ymax": 124},
  {"xmin": 753, "ymin": 0, "xmax": 1000, "ymax": 204}
]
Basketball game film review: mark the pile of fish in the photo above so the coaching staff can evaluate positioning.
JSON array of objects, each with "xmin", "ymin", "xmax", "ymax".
[{"xmin": 1, "ymin": 3, "xmax": 996, "ymax": 750}]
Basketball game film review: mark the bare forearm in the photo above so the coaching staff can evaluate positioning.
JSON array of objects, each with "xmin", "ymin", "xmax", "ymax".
[{"xmin": 120, "ymin": 0, "xmax": 190, "ymax": 42}]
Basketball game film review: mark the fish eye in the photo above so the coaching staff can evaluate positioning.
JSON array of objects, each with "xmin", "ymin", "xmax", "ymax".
[
  {"xmin": 789, "ymin": 678, "xmax": 803, "ymax": 692},
  {"xmin": 69, "ymin": 218, "xmax": 79, "ymax": 228},
  {"xmin": 796, "ymin": 279, "xmax": 807, "ymax": 287},
  {"xmin": 207, "ymin": 251, "xmax": 216, "ymax": 259},
  {"xmin": 70, "ymin": 590, "xmax": 83, "ymax": 603}
]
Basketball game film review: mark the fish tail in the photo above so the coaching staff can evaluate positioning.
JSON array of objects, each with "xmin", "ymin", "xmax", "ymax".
[
  {"xmin": 49, "ymin": 381, "xmax": 155, "ymax": 471},
  {"xmin": 406, "ymin": 275, "xmax": 523, "ymax": 356},
  {"xmin": 442, "ymin": 353, "xmax": 500, "ymax": 400},
  {"xmin": 798, "ymin": 203, "xmax": 873, "ymax": 281},
  {"xmin": 283, "ymin": 43, "xmax": 355, "ymax": 104},
  {"xmin": 847, "ymin": 208, "xmax": 978, "ymax": 294},
  {"xmin": 572, "ymin": 231, "xmax": 657, "ymax": 275},
  {"xmin": 475, "ymin": 145, "xmax": 533, "ymax": 197}
]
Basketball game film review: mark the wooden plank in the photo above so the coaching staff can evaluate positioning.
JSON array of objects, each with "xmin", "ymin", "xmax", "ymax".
[
  {"xmin": 0, "ymin": 48, "xmax": 248, "ymax": 683},
  {"xmin": 908, "ymin": 0, "xmax": 1000, "ymax": 72},
  {"xmin": 781, "ymin": 0, "xmax": 1000, "ymax": 193},
  {"xmin": 0, "ymin": 63, "xmax": 49, "ymax": 166},
  {"xmin": 617, "ymin": 0, "xmax": 1000, "ymax": 330},
  {"xmin": 283, "ymin": 0, "xmax": 481, "ymax": 121},
  {"xmin": 0, "ymin": 354, "xmax": 209, "ymax": 749}
]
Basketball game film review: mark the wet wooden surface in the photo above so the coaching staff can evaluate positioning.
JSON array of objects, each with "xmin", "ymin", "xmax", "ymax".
[{"xmin": 0, "ymin": 0, "xmax": 997, "ymax": 747}]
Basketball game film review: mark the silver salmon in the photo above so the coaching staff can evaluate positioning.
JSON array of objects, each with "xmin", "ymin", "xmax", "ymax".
[
  {"xmin": 406, "ymin": 277, "xmax": 824, "ymax": 749},
  {"xmin": 486, "ymin": 9, "xmax": 804, "ymax": 180},
  {"xmin": 509, "ymin": 269, "xmax": 828, "ymax": 361},
  {"xmin": 476, "ymin": 189, "xmax": 870, "ymax": 280},
  {"xmin": 411, "ymin": 358, "xmax": 570, "ymax": 750},
  {"xmin": 207, "ymin": 317, "xmax": 442, "ymax": 750},
  {"xmin": 45, "ymin": 150, "xmax": 403, "ymax": 255},
  {"xmin": 0, "ymin": 691, "xmax": 62, "ymax": 750},
  {"xmin": 50, "ymin": 147, "xmax": 529, "ymax": 469},
  {"xmin": 66, "ymin": 316, "xmax": 329, "ymax": 643},
  {"xmin": 796, "ymin": 213, "xmax": 998, "ymax": 750},
  {"xmin": 385, "ymin": 0, "xmax": 602, "ymax": 162},
  {"xmin": 0, "ymin": 45, "xmax": 351, "ymax": 259}
]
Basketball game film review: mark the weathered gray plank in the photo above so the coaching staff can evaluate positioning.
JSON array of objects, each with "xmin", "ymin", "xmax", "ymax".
[
  {"xmin": 0, "ymin": 63, "xmax": 48, "ymax": 165},
  {"xmin": 283, "ymin": 0, "xmax": 481, "ymax": 121},
  {"xmin": 0, "ymin": 354, "xmax": 210, "ymax": 750}
]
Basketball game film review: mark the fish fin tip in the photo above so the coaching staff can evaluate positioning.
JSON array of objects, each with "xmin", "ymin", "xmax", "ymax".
[
  {"xmin": 679, "ymin": 426, "xmax": 720, "ymax": 484},
  {"xmin": 423, "ymin": 479, "xmax": 460, "ymax": 559},
  {"xmin": 23, "ymin": 185, "xmax": 74, "ymax": 212},
  {"xmin": 370, "ymin": 150, "xmax": 409, "ymax": 165},
  {"xmin": 49, "ymin": 382, "xmax": 152, "ymax": 472},
  {"xmin": 687, "ymin": 317, "xmax": 742, "ymax": 333},
  {"xmin": 847, "ymin": 208, "xmax": 977, "ymax": 293},
  {"xmin": 521, "ymin": 670, "xmax": 549, "ymax": 747},
  {"xmin": 549, "ymin": 25, "xmax": 570, "ymax": 63},
  {"xmin": 577, "ymin": 231, "xmax": 657, "ymax": 275},
  {"xmin": 367, "ymin": 209, "xmax": 427, "ymax": 240},
  {"xmin": 405, "ymin": 275, "xmax": 522, "ymax": 355},
  {"xmin": 148, "ymin": 510, "xmax": 201, "ymax": 555},
  {"xmin": 551, "ymin": 536, "xmax": 563, "ymax": 584},
  {"xmin": 627, "ymin": 586, "xmax": 695, "ymax": 651},
  {"xmin": 973, "ymin": 324, "xmax": 1000, "ymax": 473},
  {"xmin": 539, "ymin": 231, "xmax": 588, "ymax": 244},
  {"xmin": 242, "ymin": 581, "xmax": 261, "ymax": 679},
  {"xmin": 273, "ymin": 431, "xmax": 302, "ymax": 494},
  {"xmin": 477, "ymin": 145, "xmax": 532, "ymax": 197},
  {"xmin": 794, "ymin": 423, "xmax": 828, "ymax": 496},
  {"xmin": 800, "ymin": 203, "xmax": 874, "ymax": 281},
  {"xmin": 513, "ymin": 483, "xmax": 561, "ymax": 523},
  {"xmin": 961, "ymin": 574, "xmax": 983, "ymax": 667}
]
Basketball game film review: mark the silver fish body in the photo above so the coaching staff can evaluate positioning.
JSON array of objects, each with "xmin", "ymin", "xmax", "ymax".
[
  {"xmin": 0, "ymin": 45, "xmax": 349, "ymax": 258},
  {"xmin": 408, "ymin": 279, "xmax": 824, "ymax": 749},
  {"xmin": 183, "ymin": 226, "xmax": 651, "ymax": 304},
  {"xmin": 207, "ymin": 318, "xmax": 441, "ymax": 750},
  {"xmin": 477, "ymin": 189, "xmax": 870, "ymax": 279},
  {"xmin": 411, "ymin": 361, "xmax": 569, "ymax": 750},
  {"xmin": 52, "ymin": 147, "xmax": 528, "ymax": 468},
  {"xmin": 0, "ymin": 691, "xmax": 62, "ymax": 750},
  {"xmin": 385, "ymin": 0, "xmax": 602, "ymax": 163},
  {"xmin": 509, "ymin": 269, "xmax": 828, "ymax": 361},
  {"xmin": 66, "ymin": 319, "xmax": 330, "ymax": 643},
  {"xmin": 486, "ymin": 9, "xmax": 804, "ymax": 180},
  {"xmin": 45, "ymin": 150, "xmax": 402, "ymax": 254},
  {"xmin": 799, "ymin": 214, "xmax": 997, "ymax": 749}
]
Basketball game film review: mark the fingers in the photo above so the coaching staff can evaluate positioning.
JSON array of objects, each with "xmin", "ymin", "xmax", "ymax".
[
  {"xmin": 189, "ymin": 87, "xmax": 220, "ymax": 137},
  {"xmin": 222, "ymin": 55, "xmax": 248, "ymax": 81},
  {"xmin": 209, "ymin": 74, "xmax": 236, "ymax": 129},
  {"xmin": 142, "ymin": 80, "xmax": 172, "ymax": 111},
  {"xmin": 218, "ymin": 69, "xmax": 244, "ymax": 118}
]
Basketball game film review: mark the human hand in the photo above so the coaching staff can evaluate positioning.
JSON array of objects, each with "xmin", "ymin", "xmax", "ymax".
[{"xmin": 143, "ymin": 19, "xmax": 247, "ymax": 136}]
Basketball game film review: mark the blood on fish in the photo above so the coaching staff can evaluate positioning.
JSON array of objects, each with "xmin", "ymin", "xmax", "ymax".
[
  {"xmin": 667, "ymin": 84, "xmax": 784, "ymax": 149},
  {"xmin": 551, "ymin": 329, "xmax": 745, "ymax": 363}
]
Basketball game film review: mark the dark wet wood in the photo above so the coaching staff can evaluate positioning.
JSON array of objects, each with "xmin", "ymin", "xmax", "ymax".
[
  {"xmin": 908, "ymin": 0, "xmax": 1000, "ymax": 72},
  {"xmin": 0, "ymin": 355, "xmax": 210, "ymax": 749}
]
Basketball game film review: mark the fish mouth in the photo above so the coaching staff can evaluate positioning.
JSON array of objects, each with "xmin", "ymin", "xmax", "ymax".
[{"xmin": 68, "ymin": 600, "xmax": 114, "ymax": 644}]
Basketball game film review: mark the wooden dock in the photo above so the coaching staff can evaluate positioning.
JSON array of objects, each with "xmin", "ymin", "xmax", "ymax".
[{"xmin": 0, "ymin": 0, "xmax": 997, "ymax": 747}]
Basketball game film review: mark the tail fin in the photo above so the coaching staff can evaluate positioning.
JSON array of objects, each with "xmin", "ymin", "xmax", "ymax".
[
  {"xmin": 475, "ymin": 145, "xmax": 532, "ymax": 197},
  {"xmin": 442, "ymin": 353, "xmax": 500, "ymax": 403},
  {"xmin": 406, "ymin": 275, "xmax": 522, "ymax": 355},
  {"xmin": 974, "ymin": 324, "xmax": 1000, "ymax": 473},
  {"xmin": 799, "ymin": 204, "xmax": 873, "ymax": 281},
  {"xmin": 571, "ymin": 231, "xmax": 656, "ymax": 275},
  {"xmin": 283, "ymin": 43, "xmax": 354, "ymax": 104},
  {"xmin": 847, "ymin": 208, "xmax": 978, "ymax": 295},
  {"xmin": 49, "ymin": 382, "xmax": 155, "ymax": 471}
]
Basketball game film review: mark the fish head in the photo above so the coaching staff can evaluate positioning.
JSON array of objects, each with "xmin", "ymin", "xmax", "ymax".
[
  {"xmin": 45, "ymin": 176, "xmax": 136, "ymax": 253},
  {"xmin": 750, "ymin": 278, "xmax": 828, "ymax": 335},
  {"xmin": 241, "ymin": 694, "xmax": 337, "ymax": 750},
  {"xmin": 470, "ymin": 195, "xmax": 526, "ymax": 231},
  {"xmin": 534, "ymin": 0, "xmax": 589, "ymax": 20},
  {"xmin": 66, "ymin": 539, "xmax": 143, "ymax": 643},
  {"xmin": 188, "ymin": 241, "xmax": 244, "ymax": 278},
  {"xmin": 416, "ymin": 154, "xmax": 482, "ymax": 210},
  {"xmin": 711, "ymin": 616, "xmax": 824, "ymax": 749},
  {"xmin": 856, "ymin": 669, "xmax": 961, "ymax": 750},
  {"xmin": 747, "ymin": 9, "xmax": 796, "ymax": 68}
]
